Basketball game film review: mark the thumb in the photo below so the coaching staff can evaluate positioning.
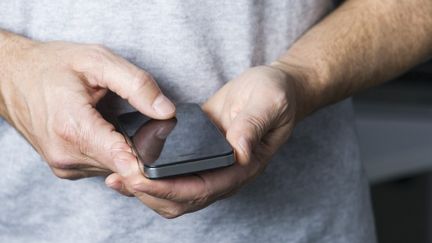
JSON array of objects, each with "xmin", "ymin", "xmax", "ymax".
[
  {"xmin": 70, "ymin": 106, "xmax": 136, "ymax": 173},
  {"xmin": 73, "ymin": 46, "xmax": 175, "ymax": 119},
  {"xmin": 226, "ymin": 102, "xmax": 276, "ymax": 165}
]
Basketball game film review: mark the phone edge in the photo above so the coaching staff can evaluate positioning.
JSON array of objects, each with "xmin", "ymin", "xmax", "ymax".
[{"xmin": 144, "ymin": 152, "xmax": 235, "ymax": 179}]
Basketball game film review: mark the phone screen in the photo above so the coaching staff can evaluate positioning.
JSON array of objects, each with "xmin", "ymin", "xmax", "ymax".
[{"xmin": 116, "ymin": 103, "xmax": 233, "ymax": 168}]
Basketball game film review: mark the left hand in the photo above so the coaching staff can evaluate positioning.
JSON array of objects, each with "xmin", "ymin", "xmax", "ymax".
[{"xmin": 105, "ymin": 65, "xmax": 302, "ymax": 218}]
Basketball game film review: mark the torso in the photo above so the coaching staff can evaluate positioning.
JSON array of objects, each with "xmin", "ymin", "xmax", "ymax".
[{"xmin": 0, "ymin": 1, "xmax": 376, "ymax": 242}]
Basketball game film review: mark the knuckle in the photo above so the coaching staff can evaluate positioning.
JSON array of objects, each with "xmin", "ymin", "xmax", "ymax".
[
  {"xmin": 110, "ymin": 138, "xmax": 130, "ymax": 152},
  {"xmin": 53, "ymin": 116, "xmax": 94, "ymax": 156},
  {"xmin": 69, "ymin": 44, "xmax": 110, "ymax": 72},
  {"xmin": 190, "ymin": 178, "xmax": 211, "ymax": 205},
  {"xmin": 130, "ymin": 70, "xmax": 154, "ymax": 94},
  {"xmin": 48, "ymin": 156, "xmax": 77, "ymax": 170},
  {"xmin": 52, "ymin": 168, "xmax": 81, "ymax": 180},
  {"xmin": 70, "ymin": 44, "xmax": 111, "ymax": 84},
  {"xmin": 191, "ymin": 191, "xmax": 210, "ymax": 206},
  {"xmin": 88, "ymin": 44, "xmax": 110, "ymax": 53},
  {"xmin": 112, "ymin": 150, "xmax": 136, "ymax": 165},
  {"xmin": 45, "ymin": 145, "xmax": 83, "ymax": 170},
  {"xmin": 271, "ymin": 90, "xmax": 289, "ymax": 110},
  {"xmin": 117, "ymin": 183, "xmax": 135, "ymax": 197},
  {"xmin": 245, "ymin": 116, "xmax": 266, "ymax": 138},
  {"xmin": 165, "ymin": 191, "xmax": 178, "ymax": 201},
  {"xmin": 139, "ymin": 186, "xmax": 176, "ymax": 201},
  {"xmin": 161, "ymin": 181, "xmax": 182, "ymax": 201},
  {"xmin": 53, "ymin": 118, "xmax": 79, "ymax": 144},
  {"xmin": 157, "ymin": 206, "xmax": 184, "ymax": 219},
  {"xmin": 190, "ymin": 197, "xmax": 207, "ymax": 207},
  {"xmin": 82, "ymin": 44, "xmax": 111, "ymax": 66}
]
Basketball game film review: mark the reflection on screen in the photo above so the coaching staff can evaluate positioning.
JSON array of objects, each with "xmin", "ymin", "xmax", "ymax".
[{"xmin": 117, "ymin": 103, "xmax": 232, "ymax": 167}]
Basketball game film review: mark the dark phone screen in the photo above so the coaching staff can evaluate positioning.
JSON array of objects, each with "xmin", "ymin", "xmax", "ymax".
[{"xmin": 116, "ymin": 103, "xmax": 233, "ymax": 168}]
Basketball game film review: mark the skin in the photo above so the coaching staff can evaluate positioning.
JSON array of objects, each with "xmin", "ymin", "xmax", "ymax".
[
  {"xmin": 0, "ymin": 35, "xmax": 176, "ymax": 179},
  {"xmin": 1, "ymin": 0, "xmax": 432, "ymax": 219}
]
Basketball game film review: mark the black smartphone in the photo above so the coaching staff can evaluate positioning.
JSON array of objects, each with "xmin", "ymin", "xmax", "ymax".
[{"xmin": 115, "ymin": 103, "xmax": 235, "ymax": 179}]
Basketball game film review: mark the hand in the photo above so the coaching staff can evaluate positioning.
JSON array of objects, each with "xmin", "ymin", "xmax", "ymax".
[
  {"xmin": 0, "ymin": 34, "xmax": 175, "ymax": 179},
  {"xmin": 105, "ymin": 65, "xmax": 302, "ymax": 218}
]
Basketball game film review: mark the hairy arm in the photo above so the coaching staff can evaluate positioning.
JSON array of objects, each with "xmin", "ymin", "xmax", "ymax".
[
  {"xmin": 273, "ymin": 0, "xmax": 432, "ymax": 120},
  {"xmin": 104, "ymin": 1, "xmax": 432, "ymax": 218},
  {"xmin": 1, "ymin": 0, "xmax": 431, "ymax": 218}
]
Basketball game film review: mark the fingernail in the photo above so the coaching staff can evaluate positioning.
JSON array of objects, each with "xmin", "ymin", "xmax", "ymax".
[{"xmin": 152, "ymin": 95, "xmax": 175, "ymax": 117}]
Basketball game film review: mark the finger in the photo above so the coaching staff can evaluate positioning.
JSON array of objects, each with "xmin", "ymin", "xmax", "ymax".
[
  {"xmin": 225, "ymin": 98, "xmax": 280, "ymax": 165},
  {"xmin": 133, "ymin": 191, "xmax": 187, "ymax": 219},
  {"xmin": 260, "ymin": 123, "xmax": 293, "ymax": 155},
  {"xmin": 72, "ymin": 45, "xmax": 175, "ymax": 119},
  {"xmin": 105, "ymin": 173, "xmax": 134, "ymax": 197},
  {"xmin": 46, "ymin": 145, "xmax": 110, "ymax": 171},
  {"xmin": 201, "ymin": 85, "xmax": 232, "ymax": 133},
  {"xmin": 54, "ymin": 104, "xmax": 136, "ymax": 173},
  {"xmin": 106, "ymin": 173, "xmax": 188, "ymax": 218},
  {"xmin": 51, "ymin": 167, "xmax": 111, "ymax": 180},
  {"xmin": 125, "ymin": 161, "xmax": 259, "ymax": 204}
]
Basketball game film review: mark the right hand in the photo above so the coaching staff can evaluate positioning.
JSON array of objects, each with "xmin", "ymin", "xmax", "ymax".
[{"xmin": 0, "ymin": 33, "xmax": 175, "ymax": 179}]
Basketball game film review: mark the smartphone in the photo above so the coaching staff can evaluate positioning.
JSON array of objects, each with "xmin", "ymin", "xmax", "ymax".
[{"xmin": 115, "ymin": 103, "xmax": 235, "ymax": 179}]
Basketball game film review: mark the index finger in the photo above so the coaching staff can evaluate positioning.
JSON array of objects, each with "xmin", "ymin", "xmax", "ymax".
[
  {"xmin": 72, "ymin": 45, "xmax": 176, "ymax": 119},
  {"xmin": 125, "ymin": 160, "xmax": 260, "ymax": 203}
]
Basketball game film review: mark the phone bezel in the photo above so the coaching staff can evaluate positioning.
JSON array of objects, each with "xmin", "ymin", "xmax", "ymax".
[{"xmin": 143, "ymin": 152, "xmax": 234, "ymax": 179}]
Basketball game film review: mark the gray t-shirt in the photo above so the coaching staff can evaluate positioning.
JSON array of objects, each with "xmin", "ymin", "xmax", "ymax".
[{"xmin": 0, "ymin": 1, "xmax": 376, "ymax": 242}]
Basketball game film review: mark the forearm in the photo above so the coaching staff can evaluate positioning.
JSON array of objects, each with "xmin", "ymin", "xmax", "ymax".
[
  {"xmin": 0, "ymin": 30, "xmax": 33, "ymax": 123},
  {"xmin": 273, "ymin": 0, "xmax": 432, "ymax": 120},
  {"xmin": 0, "ymin": 31, "xmax": 12, "ymax": 122}
]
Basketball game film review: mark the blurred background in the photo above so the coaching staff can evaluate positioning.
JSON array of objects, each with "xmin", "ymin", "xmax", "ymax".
[{"xmin": 353, "ymin": 60, "xmax": 432, "ymax": 243}]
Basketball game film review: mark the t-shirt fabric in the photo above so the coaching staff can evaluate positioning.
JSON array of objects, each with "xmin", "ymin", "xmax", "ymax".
[{"xmin": 0, "ymin": 1, "xmax": 376, "ymax": 242}]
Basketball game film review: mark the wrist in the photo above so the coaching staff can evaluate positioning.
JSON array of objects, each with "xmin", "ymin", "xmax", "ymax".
[
  {"xmin": 0, "ymin": 32, "xmax": 14, "ymax": 122},
  {"xmin": 0, "ymin": 31, "xmax": 35, "ymax": 122},
  {"xmin": 269, "ymin": 59, "xmax": 326, "ymax": 123}
]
